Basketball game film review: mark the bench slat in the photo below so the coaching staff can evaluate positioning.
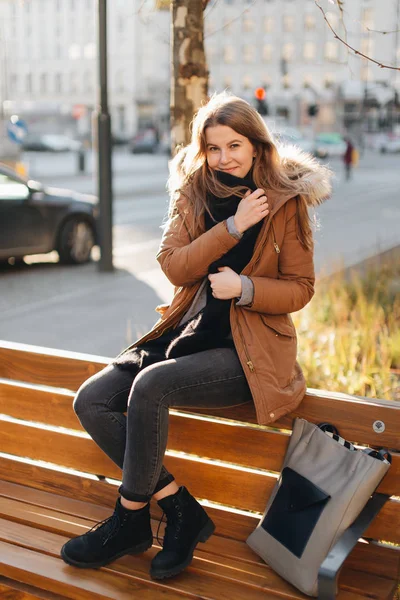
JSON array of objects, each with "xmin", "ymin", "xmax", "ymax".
[
  {"xmin": 1, "ymin": 383, "xmax": 400, "ymax": 484},
  {"xmin": 0, "ymin": 343, "xmax": 107, "ymax": 391},
  {"xmin": 1, "ymin": 417, "xmax": 399, "ymax": 501},
  {"xmin": 0, "ymin": 541, "xmax": 192, "ymax": 600},
  {"xmin": 1, "ymin": 449, "xmax": 400, "ymax": 546},
  {"xmin": 1, "ymin": 343, "xmax": 399, "ymax": 449},
  {"xmin": 0, "ymin": 579, "xmax": 58, "ymax": 600},
  {"xmin": 0, "ymin": 463, "xmax": 257, "ymax": 543},
  {"xmin": 2, "ymin": 480, "xmax": 399, "ymax": 586},
  {"xmin": 2, "ymin": 505, "xmax": 397, "ymax": 600}
]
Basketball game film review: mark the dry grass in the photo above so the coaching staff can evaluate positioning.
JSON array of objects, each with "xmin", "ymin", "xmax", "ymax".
[{"xmin": 293, "ymin": 256, "xmax": 400, "ymax": 401}]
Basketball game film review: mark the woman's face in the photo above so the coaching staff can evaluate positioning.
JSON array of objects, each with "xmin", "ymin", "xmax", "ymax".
[{"xmin": 205, "ymin": 125, "xmax": 255, "ymax": 178}]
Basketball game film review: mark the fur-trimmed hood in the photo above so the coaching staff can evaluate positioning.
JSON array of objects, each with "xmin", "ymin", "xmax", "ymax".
[{"xmin": 278, "ymin": 144, "xmax": 333, "ymax": 208}]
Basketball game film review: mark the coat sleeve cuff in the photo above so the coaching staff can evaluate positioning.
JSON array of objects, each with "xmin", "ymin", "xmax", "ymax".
[
  {"xmin": 236, "ymin": 275, "xmax": 254, "ymax": 306},
  {"xmin": 226, "ymin": 216, "xmax": 243, "ymax": 240}
]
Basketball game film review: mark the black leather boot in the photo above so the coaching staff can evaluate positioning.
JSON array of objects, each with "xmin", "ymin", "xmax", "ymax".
[
  {"xmin": 61, "ymin": 498, "xmax": 153, "ymax": 568},
  {"xmin": 150, "ymin": 486, "xmax": 215, "ymax": 580}
]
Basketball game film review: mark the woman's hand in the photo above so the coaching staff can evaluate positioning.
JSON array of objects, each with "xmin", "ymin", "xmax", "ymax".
[
  {"xmin": 208, "ymin": 267, "xmax": 242, "ymax": 300},
  {"xmin": 234, "ymin": 189, "xmax": 269, "ymax": 234}
]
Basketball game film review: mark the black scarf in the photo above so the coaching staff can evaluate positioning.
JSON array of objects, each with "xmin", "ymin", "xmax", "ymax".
[{"xmin": 114, "ymin": 168, "xmax": 262, "ymax": 371}]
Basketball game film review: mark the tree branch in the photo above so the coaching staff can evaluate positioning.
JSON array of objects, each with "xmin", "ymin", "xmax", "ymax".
[{"xmin": 315, "ymin": 1, "xmax": 400, "ymax": 71}]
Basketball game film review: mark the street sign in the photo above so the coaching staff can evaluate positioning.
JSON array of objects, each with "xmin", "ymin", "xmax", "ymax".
[{"xmin": 7, "ymin": 115, "xmax": 28, "ymax": 144}]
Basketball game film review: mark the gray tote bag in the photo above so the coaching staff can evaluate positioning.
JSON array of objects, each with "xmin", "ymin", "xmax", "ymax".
[{"xmin": 246, "ymin": 418, "xmax": 391, "ymax": 597}]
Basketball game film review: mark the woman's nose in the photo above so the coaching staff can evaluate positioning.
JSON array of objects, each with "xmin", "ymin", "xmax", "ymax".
[{"xmin": 219, "ymin": 150, "xmax": 230, "ymax": 164}]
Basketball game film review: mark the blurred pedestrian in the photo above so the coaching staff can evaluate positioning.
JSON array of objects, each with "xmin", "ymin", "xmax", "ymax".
[
  {"xmin": 61, "ymin": 92, "xmax": 332, "ymax": 580},
  {"xmin": 343, "ymin": 137, "xmax": 355, "ymax": 180}
]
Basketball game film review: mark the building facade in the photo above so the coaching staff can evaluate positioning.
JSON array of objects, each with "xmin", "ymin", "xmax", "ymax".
[
  {"xmin": 0, "ymin": 0, "xmax": 140, "ymax": 140},
  {"xmin": 0, "ymin": 0, "xmax": 399, "ymax": 140}
]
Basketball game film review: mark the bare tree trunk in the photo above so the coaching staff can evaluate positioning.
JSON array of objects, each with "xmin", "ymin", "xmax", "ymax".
[{"xmin": 170, "ymin": 0, "xmax": 209, "ymax": 152}]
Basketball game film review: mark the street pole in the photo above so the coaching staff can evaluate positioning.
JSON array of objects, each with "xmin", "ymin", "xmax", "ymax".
[{"xmin": 96, "ymin": 0, "xmax": 113, "ymax": 272}]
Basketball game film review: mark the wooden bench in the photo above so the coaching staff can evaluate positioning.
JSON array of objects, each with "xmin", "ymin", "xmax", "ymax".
[{"xmin": 0, "ymin": 339, "xmax": 399, "ymax": 600}]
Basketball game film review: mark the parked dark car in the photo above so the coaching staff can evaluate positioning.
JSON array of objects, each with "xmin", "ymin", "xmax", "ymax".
[{"xmin": 0, "ymin": 164, "xmax": 98, "ymax": 265}]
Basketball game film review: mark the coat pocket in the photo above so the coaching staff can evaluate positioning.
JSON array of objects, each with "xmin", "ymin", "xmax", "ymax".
[
  {"xmin": 260, "ymin": 314, "xmax": 297, "ymax": 386},
  {"xmin": 261, "ymin": 467, "xmax": 330, "ymax": 558}
]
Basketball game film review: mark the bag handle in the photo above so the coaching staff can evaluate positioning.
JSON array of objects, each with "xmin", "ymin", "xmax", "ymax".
[
  {"xmin": 318, "ymin": 422, "xmax": 392, "ymax": 464},
  {"xmin": 363, "ymin": 448, "xmax": 392, "ymax": 464},
  {"xmin": 318, "ymin": 422, "xmax": 340, "ymax": 436}
]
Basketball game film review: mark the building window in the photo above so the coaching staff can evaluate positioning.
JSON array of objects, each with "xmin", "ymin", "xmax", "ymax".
[
  {"xmin": 224, "ymin": 46, "xmax": 235, "ymax": 63},
  {"xmin": 361, "ymin": 65, "xmax": 369, "ymax": 82},
  {"xmin": 26, "ymin": 73, "xmax": 32, "ymax": 94},
  {"xmin": 325, "ymin": 12, "xmax": 338, "ymax": 29},
  {"xmin": 243, "ymin": 16, "xmax": 254, "ymax": 32},
  {"xmin": 117, "ymin": 15, "xmax": 125, "ymax": 34},
  {"xmin": 324, "ymin": 74, "xmax": 335, "ymax": 88},
  {"xmin": 305, "ymin": 14, "xmax": 316, "ymax": 30},
  {"xmin": 262, "ymin": 44, "xmax": 272, "ymax": 62},
  {"xmin": 325, "ymin": 41, "xmax": 338, "ymax": 61},
  {"xmin": 68, "ymin": 44, "xmax": 81, "ymax": 59},
  {"xmin": 70, "ymin": 72, "xmax": 78, "ymax": 93},
  {"xmin": 264, "ymin": 17, "xmax": 274, "ymax": 33},
  {"xmin": 282, "ymin": 43, "xmax": 295, "ymax": 61},
  {"xmin": 116, "ymin": 70, "xmax": 125, "ymax": 94},
  {"xmin": 84, "ymin": 43, "xmax": 96, "ymax": 59},
  {"xmin": 242, "ymin": 75, "xmax": 253, "ymax": 90},
  {"xmin": 362, "ymin": 8, "xmax": 374, "ymax": 29},
  {"xmin": 283, "ymin": 15, "xmax": 295, "ymax": 32},
  {"xmin": 303, "ymin": 74, "xmax": 313, "ymax": 88},
  {"xmin": 303, "ymin": 41, "xmax": 316, "ymax": 61},
  {"xmin": 40, "ymin": 73, "xmax": 47, "ymax": 93},
  {"xmin": 10, "ymin": 74, "xmax": 17, "ymax": 94},
  {"xmin": 243, "ymin": 44, "xmax": 255, "ymax": 63},
  {"xmin": 55, "ymin": 73, "xmax": 62, "ymax": 93},
  {"xmin": 56, "ymin": 43, "xmax": 62, "ymax": 59},
  {"xmin": 223, "ymin": 18, "xmax": 233, "ymax": 33},
  {"xmin": 84, "ymin": 71, "xmax": 93, "ymax": 93},
  {"xmin": 361, "ymin": 38, "xmax": 374, "ymax": 57},
  {"xmin": 282, "ymin": 74, "xmax": 291, "ymax": 88}
]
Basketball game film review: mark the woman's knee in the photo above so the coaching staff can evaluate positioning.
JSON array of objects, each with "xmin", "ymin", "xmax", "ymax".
[
  {"xmin": 128, "ymin": 363, "xmax": 169, "ymax": 410},
  {"xmin": 73, "ymin": 378, "xmax": 97, "ymax": 418}
]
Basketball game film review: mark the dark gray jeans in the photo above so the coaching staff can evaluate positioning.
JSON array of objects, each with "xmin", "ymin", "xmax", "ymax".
[{"xmin": 73, "ymin": 347, "xmax": 253, "ymax": 502}]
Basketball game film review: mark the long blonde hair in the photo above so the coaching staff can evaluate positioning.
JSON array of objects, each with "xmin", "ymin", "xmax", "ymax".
[{"xmin": 168, "ymin": 92, "xmax": 328, "ymax": 251}]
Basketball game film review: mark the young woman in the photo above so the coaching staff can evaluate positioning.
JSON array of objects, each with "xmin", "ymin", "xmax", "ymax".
[{"xmin": 61, "ymin": 92, "xmax": 332, "ymax": 580}]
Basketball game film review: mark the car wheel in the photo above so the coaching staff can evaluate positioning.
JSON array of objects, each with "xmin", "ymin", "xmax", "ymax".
[{"xmin": 57, "ymin": 218, "xmax": 95, "ymax": 264}]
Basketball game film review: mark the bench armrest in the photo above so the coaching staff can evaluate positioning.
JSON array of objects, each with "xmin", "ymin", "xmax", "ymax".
[{"xmin": 317, "ymin": 492, "xmax": 390, "ymax": 600}]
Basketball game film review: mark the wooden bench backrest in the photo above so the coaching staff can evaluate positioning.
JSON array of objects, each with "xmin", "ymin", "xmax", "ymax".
[{"xmin": 1, "ymin": 340, "xmax": 399, "ymax": 547}]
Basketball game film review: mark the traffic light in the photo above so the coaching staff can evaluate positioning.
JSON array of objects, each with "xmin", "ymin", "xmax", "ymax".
[
  {"xmin": 254, "ymin": 87, "xmax": 269, "ymax": 116},
  {"xmin": 307, "ymin": 104, "xmax": 319, "ymax": 117}
]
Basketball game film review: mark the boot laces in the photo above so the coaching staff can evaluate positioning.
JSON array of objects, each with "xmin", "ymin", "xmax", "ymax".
[
  {"xmin": 156, "ymin": 501, "xmax": 184, "ymax": 548},
  {"xmin": 88, "ymin": 513, "xmax": 124, "ymax": 546}
]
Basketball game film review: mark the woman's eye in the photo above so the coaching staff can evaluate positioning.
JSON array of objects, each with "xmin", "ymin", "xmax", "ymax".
[
  {"xmin": 230, "ymin": 144, "xmax": 239, "ymax": 149},
  {"xmin": 210, "ymin": 147, "xmax": 219, "ymax": 152}
]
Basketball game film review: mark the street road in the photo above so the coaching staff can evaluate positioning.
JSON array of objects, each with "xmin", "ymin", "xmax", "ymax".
[{"xmin": 0, "ymin": 148, "xmax": 399, "ymax": 357}]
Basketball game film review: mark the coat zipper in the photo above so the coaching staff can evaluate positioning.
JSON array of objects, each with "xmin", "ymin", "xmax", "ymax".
[
  {"xmin": 271, "ymin": 221, "xmax": 280, "ymax": 254},
  {"xmin": 235, "ymin": 312, "xmax": 255, "ymax": 372}
]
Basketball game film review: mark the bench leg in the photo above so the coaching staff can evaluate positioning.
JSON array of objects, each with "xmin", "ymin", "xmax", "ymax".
[{"xmin": 317, "ymin": 492, "xmax": 389, "ymax": 600}]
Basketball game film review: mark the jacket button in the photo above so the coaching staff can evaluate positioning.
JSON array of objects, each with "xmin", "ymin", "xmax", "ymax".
[{"xmin": 270, "ymin": 412, "xmax": 275, "ymax": 418}]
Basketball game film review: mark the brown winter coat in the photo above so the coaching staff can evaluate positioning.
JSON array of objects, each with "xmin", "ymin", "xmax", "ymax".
[{"xmin": 125, "ymin": 151, "xmax": 332, "ymax": 425}]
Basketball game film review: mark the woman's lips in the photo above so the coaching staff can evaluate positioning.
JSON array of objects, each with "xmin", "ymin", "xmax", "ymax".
[{"xmin": 221, "ymin": 167, "xmax": 238, "ymax": 172}]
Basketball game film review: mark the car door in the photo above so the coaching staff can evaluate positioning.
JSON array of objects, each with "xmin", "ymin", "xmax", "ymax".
[{"xmin": 0, "ymin": 173, "xmax": 49, "ymax": 256}]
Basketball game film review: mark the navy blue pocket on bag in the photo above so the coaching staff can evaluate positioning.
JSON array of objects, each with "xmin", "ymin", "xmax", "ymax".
[{"xmin": 261, "ymin": 467, "xmax": 331, "ymax": 558}]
